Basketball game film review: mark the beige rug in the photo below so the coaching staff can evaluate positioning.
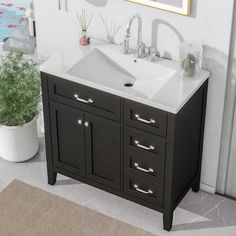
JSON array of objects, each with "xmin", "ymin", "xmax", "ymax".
[{"xmin": 0, "ymin": 180, "xmax": 155, "ymax": 236}]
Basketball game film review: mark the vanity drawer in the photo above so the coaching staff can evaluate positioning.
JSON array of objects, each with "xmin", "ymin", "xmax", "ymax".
[
  {"xmin": 124, "ymin": 174, "xmax": 163, "ymax": 206},
  {"xmin": 124, "ymin": 151, "xmax": 164, "ymax": 185},
  {"xmin": 124, "ymin": 100, "xmax": 167, "ymax": 137},
  {"xmin": 48, "ymin": 75, "xmax": 121, "ymax": 121},
  {"xmin": 124, "ymin": 127, "xmax": 166, "ymax": 163}
]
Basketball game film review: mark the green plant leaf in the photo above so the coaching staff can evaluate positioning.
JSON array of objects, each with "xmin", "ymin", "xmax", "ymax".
[{"xmin": 0, "ymin": 51, "xmax": 41, "ymax": 126}]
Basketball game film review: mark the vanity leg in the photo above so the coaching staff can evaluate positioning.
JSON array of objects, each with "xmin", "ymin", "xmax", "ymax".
[
  {"xmin": 192, "ymin": 178, "xmax": 200, "ymax": 192},
  {"xmin": 48, "ymin": 169, "xmax": 57, "ymax": 185},
  {"xmin": 192, "ymin": 84, "xmax": 208, "ymax": 193},
  {"xmin": 163, "ymin": 211, "xmax": 173, "ymax": 231}
]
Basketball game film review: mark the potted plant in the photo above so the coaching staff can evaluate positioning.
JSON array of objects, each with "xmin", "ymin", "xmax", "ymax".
[{"xmin": 0, "ymin": 51, "xmax": 40, "ymax": 162}]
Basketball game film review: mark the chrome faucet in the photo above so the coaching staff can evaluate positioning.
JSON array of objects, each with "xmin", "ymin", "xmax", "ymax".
[{"xmin": 123, "ymin": 14, "xmax": 146, "ymax": 58}]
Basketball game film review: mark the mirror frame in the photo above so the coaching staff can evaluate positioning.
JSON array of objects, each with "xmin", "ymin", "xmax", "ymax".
[{"xmin": 127, "ymin": 0, "xmax": 191, "ymax": 16}]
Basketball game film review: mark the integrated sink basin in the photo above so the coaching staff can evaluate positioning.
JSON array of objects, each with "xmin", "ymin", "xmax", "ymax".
[{"xmin": 67, "ymin": 47, "xmax": 176, "ymax": 99}]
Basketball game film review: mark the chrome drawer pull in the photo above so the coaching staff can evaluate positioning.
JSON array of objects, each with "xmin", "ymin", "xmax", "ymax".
[
  {"xmin": 134, "ymin": 140, "xmax": 154, "ymax": 150},
  {"xmin": 74, "ymin": 94, "xmax": 93, "ymax": 104},
  {"xmin": 78, "ymin": 119, "xmax": 83, "ymax": 125},
  {"xmin": 134, "ymin": 163, "xmax": 154, "ymax": 173},
  {"xmin": 133, "ymin": 184, "xmax": 153, "ymax": 195},
  {"xmin": 84, "ymin": 122, "xmax": 90, "ymax": 127},
  {"xmin": 135, "ymin": 114, "xmax": 155, "ymax": 124}
]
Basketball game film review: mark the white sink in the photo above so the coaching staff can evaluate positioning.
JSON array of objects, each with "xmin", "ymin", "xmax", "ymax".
[{"xmin": 67, "ymin": 47, "xmax": 176, "ymax": 99}]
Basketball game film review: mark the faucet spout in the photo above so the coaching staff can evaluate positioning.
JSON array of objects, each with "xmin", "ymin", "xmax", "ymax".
[
  {"xmin": 123, "ymin": 13, "xmax": 146, "ymax": 58},
  {"xmin": 126, "ymin": 14, "xmax": 142, "ymax": 47}
]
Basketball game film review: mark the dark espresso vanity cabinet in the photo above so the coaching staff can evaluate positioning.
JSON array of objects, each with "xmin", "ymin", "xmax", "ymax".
[
  {"xmin": 49, "ymin": 102, "xmax": 121, "ymax": 189},
  {"xmin": 41, "ymin": 72, "xmax": 208, "ymax": 231}
]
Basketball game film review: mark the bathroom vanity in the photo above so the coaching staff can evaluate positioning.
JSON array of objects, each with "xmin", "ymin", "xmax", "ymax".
[{"xmin": 40, "ymin": 44, "xmax": 209, "ymax": 231}]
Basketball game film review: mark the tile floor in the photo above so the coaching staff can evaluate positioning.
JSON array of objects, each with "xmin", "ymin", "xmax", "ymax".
[{"xmin": 0, "ymin": 137, "xmax": 236, "ymax": 236}]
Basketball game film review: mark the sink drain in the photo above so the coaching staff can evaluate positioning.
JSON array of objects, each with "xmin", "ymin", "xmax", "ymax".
[{"xmin": 124, "ymin": 82, "xmax": 134, "ymax": 87}]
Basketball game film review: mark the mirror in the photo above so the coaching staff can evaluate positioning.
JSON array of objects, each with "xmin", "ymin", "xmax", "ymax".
[{"xmin": 127, "ymin": 0, "xmax": 191, "ymax": 16}]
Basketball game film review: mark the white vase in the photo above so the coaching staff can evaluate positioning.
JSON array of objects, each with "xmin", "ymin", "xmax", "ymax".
[{"xmin": 0, "ymin": 116, "xmax": 39, "ymax": 162}]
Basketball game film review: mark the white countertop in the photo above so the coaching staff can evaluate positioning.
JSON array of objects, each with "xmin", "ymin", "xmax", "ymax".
[{"xmin": 40, "ymin": 41, "xmax": 210, "ymax": 114}]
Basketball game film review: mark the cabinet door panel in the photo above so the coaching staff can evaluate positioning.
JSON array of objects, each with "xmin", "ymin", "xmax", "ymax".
[
  {"xmin": 50, "ymin": 102, "xmax": 85, "ymax": 176},
  {"xmin": 85, "ymin": 114, "xmax": 121, "ymax": 190}
]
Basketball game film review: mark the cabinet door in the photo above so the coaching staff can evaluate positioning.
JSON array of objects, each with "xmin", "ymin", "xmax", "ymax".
[
  {"xmin": 85, "ymin": 114, "xmax": 121, "ymax": 190},
  {"xmin": 50, "ymin": 102, "xmax": 85, "ymax": 177}
]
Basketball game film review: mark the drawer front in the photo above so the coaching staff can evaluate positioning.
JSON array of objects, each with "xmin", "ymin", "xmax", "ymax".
[
  {"xmin": 124, "ymin": 127, "xmax": 166, "ymax": 163},
  {"xmin": 124, "ymin": 151, "xmax": 164, "ymax": 185},
  {"xmin": 48, "ymin": 75, "xmax": 121, "ymax": 121},
  {"xmin": 124, "ymin": 100, "xmax": 167, "ymax": 137},
  {"xmin": 124, "ymin": 174, "xmax": 163, "ymax": 206}
]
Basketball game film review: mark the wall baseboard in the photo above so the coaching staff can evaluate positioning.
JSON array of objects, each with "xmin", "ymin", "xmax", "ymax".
[
  {"xmin": 200, "ymin": 183, "xmax": 216, "ymax": 194},
  {"xmin": 40, "ymin": 125, "xmax": 45, "ymax": 135}
]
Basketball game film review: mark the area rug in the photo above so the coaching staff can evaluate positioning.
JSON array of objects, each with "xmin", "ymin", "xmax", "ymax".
[{"xmin": 0, "ymin": 180, "xmax": 154, "ymax": 236}]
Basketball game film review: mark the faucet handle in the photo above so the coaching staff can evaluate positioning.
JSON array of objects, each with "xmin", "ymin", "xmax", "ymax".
[
  {"xmin": 148, "ymin": 47, "xmax": 158, "ymax": 62},
  {"xmin": 137, "ymin": 42, "xmax": 147, "ymax": 58},
  {"xmin": 149, "ymin": 47, "xmax": 157, "ymax": 55}
]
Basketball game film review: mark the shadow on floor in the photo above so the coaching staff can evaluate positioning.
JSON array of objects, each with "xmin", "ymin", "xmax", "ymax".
[
  {"xmin": 174, "ymin": 192, "xmax": 236, "ymax": 231},
  {"xmin": 56, "ymin": 178, "xmax": 83, "ymax": 186},
  {"xmin": 29, "ymin": 137, "xmax": 46, "ymax": 163}
]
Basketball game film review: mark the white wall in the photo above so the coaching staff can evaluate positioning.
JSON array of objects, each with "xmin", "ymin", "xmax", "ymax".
[
  {"xmin": 217, "ymin": 1, "xmax": 236, "ymax": 197},
  {"xmin": 35, "ymin": 0, "xmax": 234, "ymax": 193}
]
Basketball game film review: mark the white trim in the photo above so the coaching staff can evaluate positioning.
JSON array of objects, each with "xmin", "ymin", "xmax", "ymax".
[
  {"xmin": 127, "ymin": 0, "xmax": 190, "ymax": 16},
  {"xmin": 200, "ymin": 183, "xmax": 216, "ymax": 194},
  {"xmin": 40, "ymin": 125, "xmax": 45, "ymax": 135}
]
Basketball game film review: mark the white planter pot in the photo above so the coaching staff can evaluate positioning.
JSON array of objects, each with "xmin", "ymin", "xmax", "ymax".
[{"xmin": 0, "ymin": 116, "xmax": 39, "ymax": 162}]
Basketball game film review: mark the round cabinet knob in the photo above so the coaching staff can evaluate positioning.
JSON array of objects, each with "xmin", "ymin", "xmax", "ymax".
[
  {"xmin": 78, "ymin": 119, "xmax": 83, "ymax": 125},
  {"xmin": 84, "ymin": 122, "xmax": 89, "ymax": 127}
]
